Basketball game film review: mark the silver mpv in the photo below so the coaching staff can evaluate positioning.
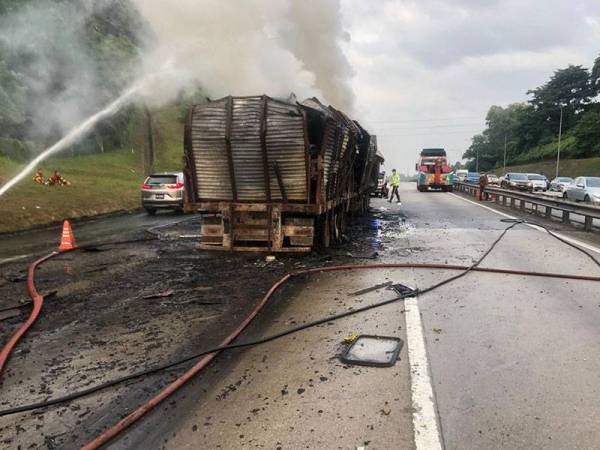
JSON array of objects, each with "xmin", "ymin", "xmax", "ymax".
[
  {"xmin": 564, "ymin": 176, "xmax": 600, "ymax": 205},
  {"xmin": 141, "ymin": 172, "xmax": 185, "ymax": 214}
]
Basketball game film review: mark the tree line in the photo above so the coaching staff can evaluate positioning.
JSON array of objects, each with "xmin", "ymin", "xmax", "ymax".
[{"xmin": 463, "ymin": 55, "xmax": 600, "ymax": 172}]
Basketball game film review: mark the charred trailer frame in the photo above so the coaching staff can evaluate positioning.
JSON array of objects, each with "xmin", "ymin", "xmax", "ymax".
[
  {"xmin": 352, "ymin": 124, "xmax": 384, "ymax": 212},
  {"xmin": 183, "ymin": 95, "xmax": 377, "ymax": 252}
]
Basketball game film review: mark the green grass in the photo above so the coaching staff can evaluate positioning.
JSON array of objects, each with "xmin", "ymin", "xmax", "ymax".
[
  {"xmin": 491, "ymin": 157, "xmax": 600, "ymax": 178},
  {"xmin": 0, "ymin": 106, "xmax": 184, "ymax": 233}
]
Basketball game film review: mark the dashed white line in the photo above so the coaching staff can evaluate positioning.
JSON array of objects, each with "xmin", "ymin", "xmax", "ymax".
[
  {"xmin": 449, "ymin": 193, "xmax": 600, "ymax": 255},
  {"xmin": 405, "ymin": 295, "xmax": 443, "ymax": 450}
]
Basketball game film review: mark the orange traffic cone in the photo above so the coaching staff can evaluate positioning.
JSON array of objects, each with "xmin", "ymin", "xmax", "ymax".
[{"xmin": 59, "ymin": 220, "xmax": 77, "ymax": 251}]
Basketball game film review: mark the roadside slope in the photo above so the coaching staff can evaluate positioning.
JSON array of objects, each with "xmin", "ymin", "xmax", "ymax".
[
  {"xmin": 492, "ymin": 157, "xmax": 600, "ymax": 178},
  {"xmin": 0, "ymin": 106, "xmax": 183, "ymax": 233}
]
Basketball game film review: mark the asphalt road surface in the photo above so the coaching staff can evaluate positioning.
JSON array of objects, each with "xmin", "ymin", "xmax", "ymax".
[
  {"xmin": 2, "ymin": 184, "xmax": 599, "ymax": 449},
  {"xmin": 111, "ymin": 184, "xmax": 600, "ymax": 449},
  {"xmin": 0, "ymin": 209, "xmax": 180, "ymax": 263}
]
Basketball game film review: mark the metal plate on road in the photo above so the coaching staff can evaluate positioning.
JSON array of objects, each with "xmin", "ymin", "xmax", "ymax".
[
  {"xmin": 340, "ymin": 335, "xmax": 403, "ymax": 367},
  {"xmin": 389, "ymin": 283, "xmax": 417, "ymax": 297}
]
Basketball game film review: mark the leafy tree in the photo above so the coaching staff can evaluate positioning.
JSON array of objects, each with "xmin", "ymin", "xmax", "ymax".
[
  {"xmin": 463, "ymin": 103, "xmax": 528, "ymax": 171},
  {"xmin": 590, "ymin": 55, "xmax": 600, "ymax": 96},
  {"xmin": 527, "ymin": 65, "xmax": 593, "ymax": 136},
  {"xmin": 572, "ymin": 110, "xmax": 600, "ymax": 157},
  {"xmin": 464, "ymin": 56, "xmax": 600, "ymax": 169}
]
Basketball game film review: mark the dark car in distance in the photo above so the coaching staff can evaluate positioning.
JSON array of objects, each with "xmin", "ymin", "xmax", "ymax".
[{"xmin": 501, "ymin": 172, "xmax": 530, "ymax": 191}]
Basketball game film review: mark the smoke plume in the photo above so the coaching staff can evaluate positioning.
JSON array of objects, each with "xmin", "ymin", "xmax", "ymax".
[
  {"xmin": 0, "ymin": 0, "xmax": 141, "ymax": 143},
  {"xmin": 132, "ymin": 0, "xmax": 355, "ymax": 111},
  {"xmin": 0, "ymin": 0, "xmax": 355, "ymax": 196}
]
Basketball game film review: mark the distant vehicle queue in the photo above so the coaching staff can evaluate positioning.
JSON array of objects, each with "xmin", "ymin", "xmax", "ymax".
[{"xmin": 457, "ymin": 170, "xmax": 600, "ymax": 205}]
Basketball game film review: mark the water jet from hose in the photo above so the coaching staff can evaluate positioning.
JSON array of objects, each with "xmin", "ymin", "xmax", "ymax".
[{"xmin": 0, "ymin": 74, "xmax": 156, "ymax": 197}]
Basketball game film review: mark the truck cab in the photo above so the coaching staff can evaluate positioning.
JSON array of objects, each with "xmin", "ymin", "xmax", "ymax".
[{"xmin": 416, "ymin": 148, "xmax": 454, "ymax": 192}]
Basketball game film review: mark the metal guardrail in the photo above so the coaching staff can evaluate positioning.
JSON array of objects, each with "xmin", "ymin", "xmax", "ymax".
[{"xmin": 455, "ymin": 182, "xmax": 600, "ymax": 231}]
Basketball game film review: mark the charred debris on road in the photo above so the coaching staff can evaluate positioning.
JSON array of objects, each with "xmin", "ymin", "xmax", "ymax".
[
  {"xmin": 183, "ymin": 95, "xmax": 384, "ymax": 252},
  {"xmin": 0, "ymin": 205, "xmax": 408, "ymax": 448}
]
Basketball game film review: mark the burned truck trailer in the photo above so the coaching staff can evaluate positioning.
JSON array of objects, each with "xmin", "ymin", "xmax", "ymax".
[{"xmin": 183, "ymin": 95, "xmax": 380, "ymax": 252}]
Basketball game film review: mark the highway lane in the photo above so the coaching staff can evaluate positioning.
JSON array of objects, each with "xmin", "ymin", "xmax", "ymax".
[
  {"xmin": 109, "ymin": 183, "xmax": 600, "ymax": 449},
  {"xmin": 402, "ymin": 185, "xmax": 600, "ymax": 449}
]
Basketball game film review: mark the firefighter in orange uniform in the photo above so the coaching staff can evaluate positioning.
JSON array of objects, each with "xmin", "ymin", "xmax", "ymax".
[{"xmin": 33, "ymin": 169, "xmax": 45, "ymax": 185}]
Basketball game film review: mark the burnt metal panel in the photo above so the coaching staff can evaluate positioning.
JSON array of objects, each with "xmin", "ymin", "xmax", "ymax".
[
  {"xmin": 189, "ymin": 98, "xmax": 233, "ymax": 201},
  {"xmin": 187, "ymin": 96, "xmax": 309, "ymax": 203},
  {"xmin": 265, "ymin": 99, "xmax": 307, "ymax": 202}
]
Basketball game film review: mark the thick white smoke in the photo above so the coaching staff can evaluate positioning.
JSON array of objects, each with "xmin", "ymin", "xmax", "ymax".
[
  {"xmin": 132, "ymin": 0, "xmax": 355, "ymax": 111},
  {"xmin": 0, "ymin": 2, "xmax": 105, "ymax": 141},
  {"xmin": 0, "ymin": 0, "xmax": 355, "ymax": 196}
]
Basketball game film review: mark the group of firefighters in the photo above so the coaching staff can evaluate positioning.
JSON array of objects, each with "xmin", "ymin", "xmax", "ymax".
[{"xmin": 33, "ymin": 169, "xmax": 71, "ymax": 186}]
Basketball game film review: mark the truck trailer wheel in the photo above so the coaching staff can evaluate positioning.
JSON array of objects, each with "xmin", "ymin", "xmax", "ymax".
[{"xmin": 317, "ymin": 214, "xmax": 331, "ymax": 249}]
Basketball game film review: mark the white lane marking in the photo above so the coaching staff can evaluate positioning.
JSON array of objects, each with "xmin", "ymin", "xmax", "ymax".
[
  {"xmin": 405, "ymin": 295, "xmax": 443, "ymax": 450},
  {"xmin": 449, "ymin": 193, "xmax": 600, "ymax": 255}
]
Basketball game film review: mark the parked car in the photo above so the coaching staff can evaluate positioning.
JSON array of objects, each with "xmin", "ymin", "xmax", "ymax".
[
  {"xmin": 500, "ymin": 172, "xmax": 529, "ymax": 190},
  {"xmin": 464, "ymin": 172, "xmax": 480, "ymax": 183},
  {"xmin": 141, "ymin": 172, "xmax": 185, "ymax": 214},
  {"xmin": 486, "ymin": 174, "xmax": 500, "ymax": 185},
  {"xmin": 550, "ymin": 176, "xmax": 574, "ymax": 192},
  {"xmin": 563, "ymin": 177, "xmax": 600, "ymax": 204},
  {"xmin": 526, "ymin": 173, "xmax": 548, "ymax": 192}
]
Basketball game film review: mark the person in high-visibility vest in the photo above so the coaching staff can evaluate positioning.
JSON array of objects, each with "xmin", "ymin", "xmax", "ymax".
[{"xmin": 389, "ymin": 169, "xmax": 401, "ymax": 204}]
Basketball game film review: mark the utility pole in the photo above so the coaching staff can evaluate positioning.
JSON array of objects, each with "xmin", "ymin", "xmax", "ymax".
[
  {"xmin": 503, "ymin": 134, "xmax": 507, "ymax": 174},
  {"xmin": 555, "ymin": 106, "xmax": 563, "ymax": 179},
  {"xmin": 476, "ymin": 148, "xmax": 479, "ymax": 172}
]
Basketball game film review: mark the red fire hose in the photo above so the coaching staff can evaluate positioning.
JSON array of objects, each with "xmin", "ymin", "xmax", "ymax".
[
  {"xmin": 81, "ymin": 262, "xmax": 600, "ymax": 449},
  {"xmin": 2, "ymin": 225, "xmax": 599, "ymax": 448},
  {"xmin": 0, "ymin": 217, "xmax": 186, "ymax": 377},
  {"xmin": 0, "ymin": 252, "xmax": 59, "ymax": 376}
]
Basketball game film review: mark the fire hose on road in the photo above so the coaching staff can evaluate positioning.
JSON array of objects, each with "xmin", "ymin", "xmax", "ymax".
[{"xmin": 0, "ymin": 219, "xmax": 599, "ymax": 449}]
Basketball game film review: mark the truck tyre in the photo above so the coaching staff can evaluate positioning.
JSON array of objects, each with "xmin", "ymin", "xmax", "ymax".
[
  {"xmin": 146, "ymin": 208, "xmax": 156, "ymax": 216},
  {"xmin": 318, "ymin": 214, "xmax": 331, "ymax": 249}
]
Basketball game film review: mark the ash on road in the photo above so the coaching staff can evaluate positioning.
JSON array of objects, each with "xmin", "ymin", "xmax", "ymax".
[{"xmin": 1, "ymin": 184, "xmax": 600, "ymax": 449}]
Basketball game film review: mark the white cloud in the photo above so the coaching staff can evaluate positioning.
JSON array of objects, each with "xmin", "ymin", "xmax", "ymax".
[{"xmin": 341, "ymin": 0, "xmax": 600, "ymax": 172}]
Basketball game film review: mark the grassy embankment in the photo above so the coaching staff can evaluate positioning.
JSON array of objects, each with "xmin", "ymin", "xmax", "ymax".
[
  {"xmin": 491, "ymin": 157, "xmax": 600, "ymax": 178},
  {"xmin": 0, "ymin": 106, "xmax": 183, "ymax": 233}
]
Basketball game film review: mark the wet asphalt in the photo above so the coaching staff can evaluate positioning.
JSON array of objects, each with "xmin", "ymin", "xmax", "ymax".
[
  {"xmin": 1, "ymin": 184, "xmax": 600, "ymax": 449},
  {"xmin": 119, "ymin": 185, "xmax": 600, "ymax": 450},
  {"xmin": 0, "ymin": 209, "xmax": 179, "ymax": 263}
]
